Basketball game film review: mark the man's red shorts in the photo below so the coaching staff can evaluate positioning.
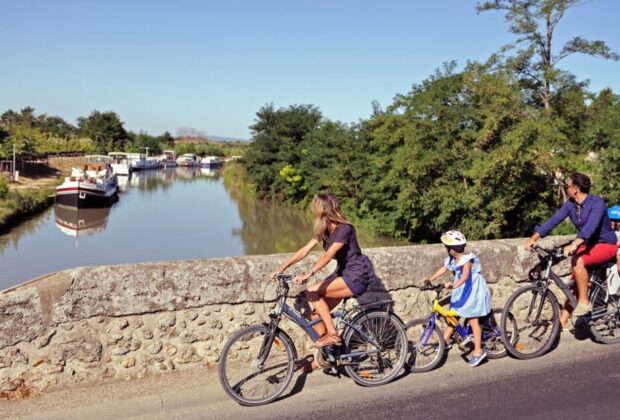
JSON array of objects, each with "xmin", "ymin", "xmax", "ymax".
[{"xmin": 574, "ymin": 243, "xmax": 618, "ymax": 267}]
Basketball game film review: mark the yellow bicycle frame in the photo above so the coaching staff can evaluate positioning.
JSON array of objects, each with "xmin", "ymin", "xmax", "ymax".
[{"xmin": 432, "ymin": 298, "xmax": 460, "ymax": 327}]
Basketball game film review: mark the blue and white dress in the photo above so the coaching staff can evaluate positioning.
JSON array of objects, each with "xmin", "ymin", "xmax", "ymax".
[{"xmin": 444, "ymin": 253, "xmax": 491, "ymax": 318}]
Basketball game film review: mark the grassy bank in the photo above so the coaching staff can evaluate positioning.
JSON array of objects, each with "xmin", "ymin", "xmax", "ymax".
[
  {"xmin": 0, "ymin": 157, "xmax": 83, "ymax": 231},
  {"xmin": 0, "ymin": 186, "xmax": 55, "ymax": 232}
]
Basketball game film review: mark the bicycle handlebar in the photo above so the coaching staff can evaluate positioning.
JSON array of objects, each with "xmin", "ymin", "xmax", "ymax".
[
  {"xmin": 273, "ymin": 273, "xmax": 294, "ymax": 284},
  {"xmin": 420, "ymin": 283, "xmax": 444, "ymax": 292},
  {"xmin": 530, "ymin": 244, "xmax": 568, "ymax": 260}
]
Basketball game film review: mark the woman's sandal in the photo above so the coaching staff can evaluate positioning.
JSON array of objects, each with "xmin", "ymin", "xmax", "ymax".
[
  {"xmin": 313, "ymin": 332, "xmax": 342, "ymax": 348},
  {"xmin": 302, "ymin": 360, "xmax": 320, "ymax": 374}
]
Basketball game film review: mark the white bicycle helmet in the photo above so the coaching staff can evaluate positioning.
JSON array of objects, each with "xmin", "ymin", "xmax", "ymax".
[{"xmin": 440, "ymin": 230, "xmax": 467, "ymax": 247}]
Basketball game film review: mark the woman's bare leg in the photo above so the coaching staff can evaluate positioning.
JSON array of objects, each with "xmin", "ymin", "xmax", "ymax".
[
  {"xmin": 309, "ymin": 297, "xmax": 341, "ymax": 337},
  {"xmin": 306, "ymin": 277, "xmax": 352, "ymax": 336}
]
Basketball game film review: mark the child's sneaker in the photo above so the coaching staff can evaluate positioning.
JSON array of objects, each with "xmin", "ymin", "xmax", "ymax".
[
  {"xmin": 444, "ymin": 341, "xmax": 453, "ymax": 350},
  {"xmin": 468, "ymin": 350, "xmax": 487, "ymax": 367}
]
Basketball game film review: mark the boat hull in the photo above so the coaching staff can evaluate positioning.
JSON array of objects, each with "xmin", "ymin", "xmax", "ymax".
[{"xmin": 55, "ymin": 183, "xmax": 117, "ymax": 208}]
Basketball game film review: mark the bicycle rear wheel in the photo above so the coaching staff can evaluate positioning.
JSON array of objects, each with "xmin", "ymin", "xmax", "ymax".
[
  {"xmin": 501, "ymin": 285, "xmax": 560, "ymax": 359},
  {"xmin": 589, "ymin": 281, "xmax": 620, "ymax": 344},
  {"xmin": 483, "ymin": 308, "xmax": 516, "ymax": 359},
  {"xmin": 342, "ymin": 311, "xmax": 407, "ymax": 386},
  {"xmin": 218, "ymin": 324, "xmax": 296, "ymax": 406},
  {"xmin": 405, "ymin": 318, "xmax": 445, "ymax": 372}
]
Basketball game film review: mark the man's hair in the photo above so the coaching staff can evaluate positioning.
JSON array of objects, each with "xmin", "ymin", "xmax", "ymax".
[{"xmin": 568, "ymin": 172, "xmax": 592, "ymax": 194}]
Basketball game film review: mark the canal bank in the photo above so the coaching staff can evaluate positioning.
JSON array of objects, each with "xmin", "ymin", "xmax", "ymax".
[{"xmin": 0, "ymin": 157, "xmax": 84, "ymax": 233}]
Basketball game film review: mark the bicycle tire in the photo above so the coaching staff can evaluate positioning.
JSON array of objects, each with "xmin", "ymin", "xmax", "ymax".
[
  {"xmin": 501, "ymin": 284, "xmax": 560, "ymax": 359},
  {"xmin": 342, "ymin": 311, "xmax": 407, "ymax": 386},
  {"xmin": 218, "ymin": 324, "xmax": 297, "ymax": 406},
  {"xmin": 405, "ymin": 318, "xmax": 445, "ymax": 372},
  {"xmin": 484, "ymin": 308, "xmax": 515, "ymax": 359},
  {"xmin": 589, "ymin": 279, "xmax": 620, "ymax": 344}
]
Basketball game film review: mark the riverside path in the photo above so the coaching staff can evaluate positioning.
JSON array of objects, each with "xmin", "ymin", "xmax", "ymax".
[{"xmin": 2, "ymin": 333, "xmax": 620, "ymax": 419}]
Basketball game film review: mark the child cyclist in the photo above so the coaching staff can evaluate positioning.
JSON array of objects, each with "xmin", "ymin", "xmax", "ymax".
[
  {"xmin": 423, "ymin": 230, "xmax": 492, "ymax": 367},
  {"xmin": 609, "ymin": 205, "xmax": 620, "ymax": 272}
]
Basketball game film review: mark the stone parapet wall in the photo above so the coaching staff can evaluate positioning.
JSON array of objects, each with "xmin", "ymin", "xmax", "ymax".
[{"xmin": 0, "ymin": 236, "xmax": 572, "ymax": 392}]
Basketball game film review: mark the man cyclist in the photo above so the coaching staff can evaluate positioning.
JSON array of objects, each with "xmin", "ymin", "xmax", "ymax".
[{"xmin": 524, "ymin": 173, "xmax": 618, "ymax": 321}]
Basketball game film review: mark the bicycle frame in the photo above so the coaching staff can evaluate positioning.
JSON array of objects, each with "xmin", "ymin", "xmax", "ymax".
[
  {"xmin": 529, "ymin": 245, "xmax": 611, "ymax": 323},
  {"xmin": 257, "ymin": 278, "xmax": 385, "ymax": 366},
  {"xmin": 420, "ymin": 292, "xmax": 500, "ymax": 346}
]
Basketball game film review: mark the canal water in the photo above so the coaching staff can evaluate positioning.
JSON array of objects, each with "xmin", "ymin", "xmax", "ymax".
[{"xmin": 0, "ymin": 167, "xmax": 403, "ymax": 290}]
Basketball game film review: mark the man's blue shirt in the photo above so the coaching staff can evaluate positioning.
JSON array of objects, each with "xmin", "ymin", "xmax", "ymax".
[{"xmin": 534, "ymin": 194, "xmax": 616, "ymax": 245}]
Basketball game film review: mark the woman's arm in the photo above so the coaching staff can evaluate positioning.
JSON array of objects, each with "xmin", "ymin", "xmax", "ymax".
[
  {"xmin": 293, "ymin": 241, "xmax": 345, "ymax": 284},
  {"xmin": 446, "ymin": 261, "xmax": 472, "ymax": 289},
  {"xmin": 271, "ymin": 238, "xmax": 318, "ymax": 278}
]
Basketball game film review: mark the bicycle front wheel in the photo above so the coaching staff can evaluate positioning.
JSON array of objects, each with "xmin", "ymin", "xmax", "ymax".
[
  {"xmin": 218, "ymin": 324, "xmax": 297, "ymax": 406},
  {"xmin": 342, "ymin": 311, "xmax": 407, "ymax": 386},
  {"xmin": 405, "ymin": 318, "xmax": 445, "ymax": 372},
  {"xmin": 589, "ymin": 281, "xmax": 620, "ymax": 344},
  {"xmin": 501, "ymin": 285, "xmax": 560, "ymax": 359}
]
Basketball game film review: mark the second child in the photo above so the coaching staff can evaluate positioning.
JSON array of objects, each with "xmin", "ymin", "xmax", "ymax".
[{"xmin": 423, "ymin": 230, "xmax": 492, "ymax": 367}]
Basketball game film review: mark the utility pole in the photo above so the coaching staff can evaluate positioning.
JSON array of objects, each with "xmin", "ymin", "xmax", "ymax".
[{"xmin": 12, "ymin": 144, "xmax": 16, "ymax": 182}]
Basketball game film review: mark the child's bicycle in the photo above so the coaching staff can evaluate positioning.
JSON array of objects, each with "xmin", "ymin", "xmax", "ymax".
[
  {"xmin": 405, "ymin": 283, "xmax": 517, "ymax": 372},
  {"xmin": 218, "ymin": 273, "xmax": 408, "ymax": 406}
]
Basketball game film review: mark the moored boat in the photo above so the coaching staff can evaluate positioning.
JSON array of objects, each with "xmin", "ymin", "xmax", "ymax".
[
  {"xmin": 108, "ymin": 152, "xmax": 131, "ymax": 176},
  {"xmin": 157, "ymin": 149, "xmax": 178, "ymax": 168},
  {"xmin": 55, "ymin": 155, "xmax": 118, "ymax": 208},
  {"xmin": 200, "ymin": 156, "xmax": 223, "ymax": 168},
  {"xmin": 176, "ymin": 153, "xmax": 199, "ymax": 167}
]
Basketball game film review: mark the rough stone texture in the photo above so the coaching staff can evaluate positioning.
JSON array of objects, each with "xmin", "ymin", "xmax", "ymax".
[{"xmin": 0, "ymin": 236, "xmax": 573, "ymax": 392}]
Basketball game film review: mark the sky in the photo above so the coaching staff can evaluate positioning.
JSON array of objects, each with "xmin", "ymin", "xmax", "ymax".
[{"xmin": 1, "ymin": 0, "xmax": 619, "ymax": 139}]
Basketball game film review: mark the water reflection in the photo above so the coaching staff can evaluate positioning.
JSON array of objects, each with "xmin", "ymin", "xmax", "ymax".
[{"xmin": 54, "ymin": 205, "xmax": 111, "ymax": 238}]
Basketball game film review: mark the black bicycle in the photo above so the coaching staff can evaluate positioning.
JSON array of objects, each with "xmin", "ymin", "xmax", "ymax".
[
  {"xmin": 218, "ymin": 273, "xmax": 408, "ymax": 406},
  {"xmin": 500, "ymin": 244, "xmax": 620, "ymax": 359}
]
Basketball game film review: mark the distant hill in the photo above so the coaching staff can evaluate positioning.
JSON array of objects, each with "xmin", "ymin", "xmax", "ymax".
[
  {"xmin": 175, "ymin": 135, "xmax": 250, "ymax": 145},
  {"xmin": 209, "ymin": 135, "xmax": 250, "ymax": 143}
]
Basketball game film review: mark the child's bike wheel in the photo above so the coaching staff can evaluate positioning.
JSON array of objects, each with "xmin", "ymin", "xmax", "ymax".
[
  {"xmin": 218, "ymin": 324, "xmax": 297, "ymax": 406},
  {"xmin": 405, "ymin": 319, "xmax": 445, "ymax": 372}
]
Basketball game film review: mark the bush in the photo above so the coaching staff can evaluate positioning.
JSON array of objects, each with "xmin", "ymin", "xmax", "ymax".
[{"xmin": 0, "ymin": 175, "xmax": 8, "ymax": 199}]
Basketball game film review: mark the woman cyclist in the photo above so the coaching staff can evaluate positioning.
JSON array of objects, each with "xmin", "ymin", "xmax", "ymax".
[
  {"xmin": 524, "ymin": 173, "xmax": 618, "ymax": 324},
  {"xmin": 270, "ymin": 192, "xmax": 372, "ymax": 348}
]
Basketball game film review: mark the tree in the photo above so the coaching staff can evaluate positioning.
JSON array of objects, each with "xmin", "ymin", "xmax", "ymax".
[
  {"xmin": 77, "ymin": 110, "xmax": 128, "ymax": 153},
  {"xmin": 477, "ymin": 0, "xmax": 619, "ymax": 111},
  {"xmin": 244, "ymin": 104, "xmax": 322, "ymax": 200},
  {"xmin": 40, "ymin": 115, "xmax": 76, "ymax": 137}
]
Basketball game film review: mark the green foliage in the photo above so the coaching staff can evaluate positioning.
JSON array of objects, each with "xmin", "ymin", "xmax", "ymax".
[
  {"xmin": 242, "ymin": 61, "xmax": 620, "ymax": 242},
  {"xmin": 0, "ymin": 175, "xmax": 8, "ymax": 199},
  {"xmin": 244, "ymin": 103, "xmax": 322, "ymax": 201},
  {"xmin": 77, "ymin": 110, "xmax": 128, "ymax": 153},
  {"xmin": 0, "ymin": 107, "xmax": 93, "ymax": 157}
]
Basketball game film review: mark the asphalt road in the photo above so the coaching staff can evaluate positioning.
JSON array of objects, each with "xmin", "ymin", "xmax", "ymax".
[{"xmin": 3, "ymin": 333, "xmax": 620, "ymax": 419}]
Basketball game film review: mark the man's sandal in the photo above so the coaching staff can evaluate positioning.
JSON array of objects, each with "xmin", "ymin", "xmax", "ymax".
[{"xmin": 313, "ymin": 332, "xmax": 342, "ymax": 348}]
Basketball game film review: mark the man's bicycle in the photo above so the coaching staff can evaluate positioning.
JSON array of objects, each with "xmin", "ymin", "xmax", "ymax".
[
  {"xmin": 218, "ymin": 273, "xmax": 408, "ymax": 406},
  {"xmin": 500, "ymin": 244, "xmax": 620, "ymax": 359},
  {"xmin": 405, "ymin": 283, "xmax": 515, "ymax": 372}
]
